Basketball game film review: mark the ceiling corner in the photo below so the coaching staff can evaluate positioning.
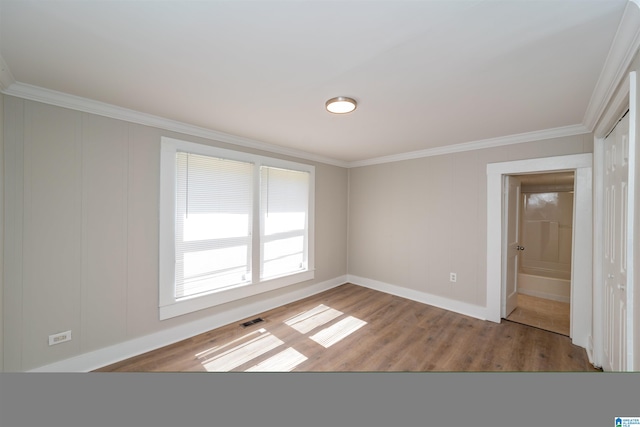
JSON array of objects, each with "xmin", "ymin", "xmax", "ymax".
[
  {"xmin": 0, "ymin": 53, "xmax": 16, "ymax": 91},
  {"xmin": 582, "ymin": 1, "xmax": 640, "ymax": 131}
]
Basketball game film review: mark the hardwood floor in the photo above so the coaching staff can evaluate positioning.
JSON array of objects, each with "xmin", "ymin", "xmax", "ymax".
[
  {"xmin": 506, "ymin": 294, "xmax": 570, "ymax": 336},
  {"xmin": 95, "ymin": 283, "xmax": 599, "ymax": 372}
]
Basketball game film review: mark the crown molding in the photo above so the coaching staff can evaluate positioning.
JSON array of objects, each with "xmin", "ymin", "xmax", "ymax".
[
  {"xmin": 1, "ymin": 81, "xmax": 350, "ymax": 168},
  {"xmin": 593, "ymin": 73, "xmax": 631, "ymax": 138},
  {"xmin": 583, "ymin": 1, "xmax": 640, "ymax": 131},
  {"xmin": 2, "ymin": 81, "xmax": 592, "ymax": 170},
  {"xmin": 347, "ymin": 124, "xmax": 590, "ymax": 168},
  {"xmin": 0, "ymin": 53, "xmax": 16, "ymax": 91}
]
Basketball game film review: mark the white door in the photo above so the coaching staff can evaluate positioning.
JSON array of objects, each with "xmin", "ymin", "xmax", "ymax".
[
  {"xmin": 603, "ymin": 111, "xmax": 629, "ymax": 371},
  {"xmin": 502, "ymin": 175, "xmax": 522, "ymax": 317}
]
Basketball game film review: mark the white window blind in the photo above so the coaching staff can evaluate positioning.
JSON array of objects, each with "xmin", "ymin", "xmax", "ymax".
[
  {"xmin": 260, "ymin": 166, "xmax": 310, "ymax": 280},
  {"xmin": 175, "ymin": 152, "xmax": 253, "ymax": 299}
]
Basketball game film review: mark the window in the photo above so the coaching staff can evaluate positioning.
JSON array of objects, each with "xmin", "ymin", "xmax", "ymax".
[
  {"xmin": 260, "ymin": 166, "xmax": 310, "ymax": 280},
  {"xmin": 160, "ymin": 137, "xmax": 314, "ymax": 320}
]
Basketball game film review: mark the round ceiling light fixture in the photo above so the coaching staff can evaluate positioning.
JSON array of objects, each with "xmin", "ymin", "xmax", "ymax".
[{"xmin": 325, "ymin": 96, "xmax": 357, "ymax": 114}]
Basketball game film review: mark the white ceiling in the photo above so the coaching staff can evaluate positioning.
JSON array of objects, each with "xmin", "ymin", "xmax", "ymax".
[{"xmin": 0, "ymin": 0, "xmax": 632, "ymax": 164}]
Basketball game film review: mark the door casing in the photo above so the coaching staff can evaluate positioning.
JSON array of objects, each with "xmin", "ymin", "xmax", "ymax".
[{"xmin": 487, "ymin": 153, "xmax": 593, "ymax": 352}]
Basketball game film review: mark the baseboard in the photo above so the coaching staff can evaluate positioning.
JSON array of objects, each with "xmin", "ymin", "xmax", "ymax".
[
  {"xmin": 586, "ymin": 335, "xmax": 604, "ymax": 369},
  {"xmin": 347, "ymin": 275, "xmax": 488, "ymax": 320},
  {"xmin": 518, "ymin": 289, "xmax": 571, "ymax": 304},
  {"xmin": 28, "ymin": 275, "xmax": 347, "ymax": 372}
]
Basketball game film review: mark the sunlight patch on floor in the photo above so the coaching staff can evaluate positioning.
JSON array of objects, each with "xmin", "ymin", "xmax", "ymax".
[
  {"xmin": 245, "ymin": 347, "xmax": 308, "ymax": 372},
  {"xmin": 197, "ymin": 304, "xmax": 368, "ymax": 371},
  {"xmin": 195, "ymin": 327, "xmax": 266, "ymax": 360},
  {"xmin": 309, "ymin": 316, "xmax": 367, "ymax": 348},
  {"xmin": 284, "ymin": 304, "xmax": 343, "ymax": 334},
  {"xmin": 201, "ymin": 329, "xmax": 284, "ymax": 371}
]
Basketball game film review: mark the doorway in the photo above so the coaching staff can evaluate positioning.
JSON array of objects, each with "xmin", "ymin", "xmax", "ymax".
[
  {"xmin": 504, "ymin": 172, "xmax": 575, "ymax": 336},
  {"xmin": 486, "ymin": 153, "xmax": 593, "ymax": 350}
]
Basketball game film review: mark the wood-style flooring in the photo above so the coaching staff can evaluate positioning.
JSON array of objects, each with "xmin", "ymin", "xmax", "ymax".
[
  {"xmin": 506, "ymin": 293, "xmax": 570, "ymax": 336},
  {"xmin": 95, "ymin": 283, "xmax": 599, "ymax": 372}
]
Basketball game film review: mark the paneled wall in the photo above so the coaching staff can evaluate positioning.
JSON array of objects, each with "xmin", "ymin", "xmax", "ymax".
[
  {"xmin": 348, "ymin": 134, "xmax": 593, "ymax": 309},
  {"xmin": 2, "ymin": 96, "xmax": 349, "ymax": 371}
]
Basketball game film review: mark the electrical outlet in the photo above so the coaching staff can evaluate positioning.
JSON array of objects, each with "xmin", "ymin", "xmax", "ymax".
[
  {"xmin": 449, "ymin": 273, "xmax": 457, "ymax": 283},
  {"xmin": 49, "ymin": 330, "xmax": 72, "ymax": 346}
]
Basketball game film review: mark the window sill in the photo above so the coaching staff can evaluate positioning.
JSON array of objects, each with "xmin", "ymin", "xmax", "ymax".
[{"xmin": 159, "ymin": 269, "xmax": 315, "ymax": 320}]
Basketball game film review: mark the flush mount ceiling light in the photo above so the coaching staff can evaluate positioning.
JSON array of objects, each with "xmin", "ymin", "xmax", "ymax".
[{"xmin": 325, "ymin": 96, "xmax": 357, "ymax": 114}]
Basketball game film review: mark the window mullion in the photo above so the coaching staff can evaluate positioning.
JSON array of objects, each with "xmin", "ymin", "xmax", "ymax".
[{"xmin": 252, "ymin": 162, "xmax": 261, "ymax": 285}]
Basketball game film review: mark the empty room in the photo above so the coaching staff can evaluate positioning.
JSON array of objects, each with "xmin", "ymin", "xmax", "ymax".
[{"xmin": 1, "ymin": 0, "xmax": 639, "ymax": 375}]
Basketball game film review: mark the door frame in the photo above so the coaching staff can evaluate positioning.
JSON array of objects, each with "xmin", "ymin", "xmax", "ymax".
[{"xmin": 486, "ymin": 153, "xmax": 593, "ymax": 351}]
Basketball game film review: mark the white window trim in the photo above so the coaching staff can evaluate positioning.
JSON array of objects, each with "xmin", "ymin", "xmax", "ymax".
[{"xmin": 159, "ymin": 137, "xmax": 315, "ymax": 320}]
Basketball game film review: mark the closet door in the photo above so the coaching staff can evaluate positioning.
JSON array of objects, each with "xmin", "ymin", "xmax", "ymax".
[{"xmin": 603, "ymin": 111, "xmax": 629, "ymax": 371}]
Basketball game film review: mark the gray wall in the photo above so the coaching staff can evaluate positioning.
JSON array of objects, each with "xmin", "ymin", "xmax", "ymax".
[
  {"xmin": 2, "ymin": 96, "xmax": 348, "ymax": 371},
  {"xmin": 348, "ymin": 134, "xmax": 593, "ymax": 308},
  {"xmin": 0, "ymin": 91, "xmax": 4, "ymax": 371}
]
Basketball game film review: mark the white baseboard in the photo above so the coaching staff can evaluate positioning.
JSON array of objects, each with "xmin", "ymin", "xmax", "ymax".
[
  {"xmin": 347, "ymin": 275, "xmax": 488, "ymax": 320},
  {"xmin": 28, "ymin": 276, "xmax": 347, "ymax": 372},
  {"xmin": 518, "ymin": 289, "xmax": 571, "ymax": 304},
  {"xmin": 585, "ymin": 335, "xmax": 604, "ymax": 369}
]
